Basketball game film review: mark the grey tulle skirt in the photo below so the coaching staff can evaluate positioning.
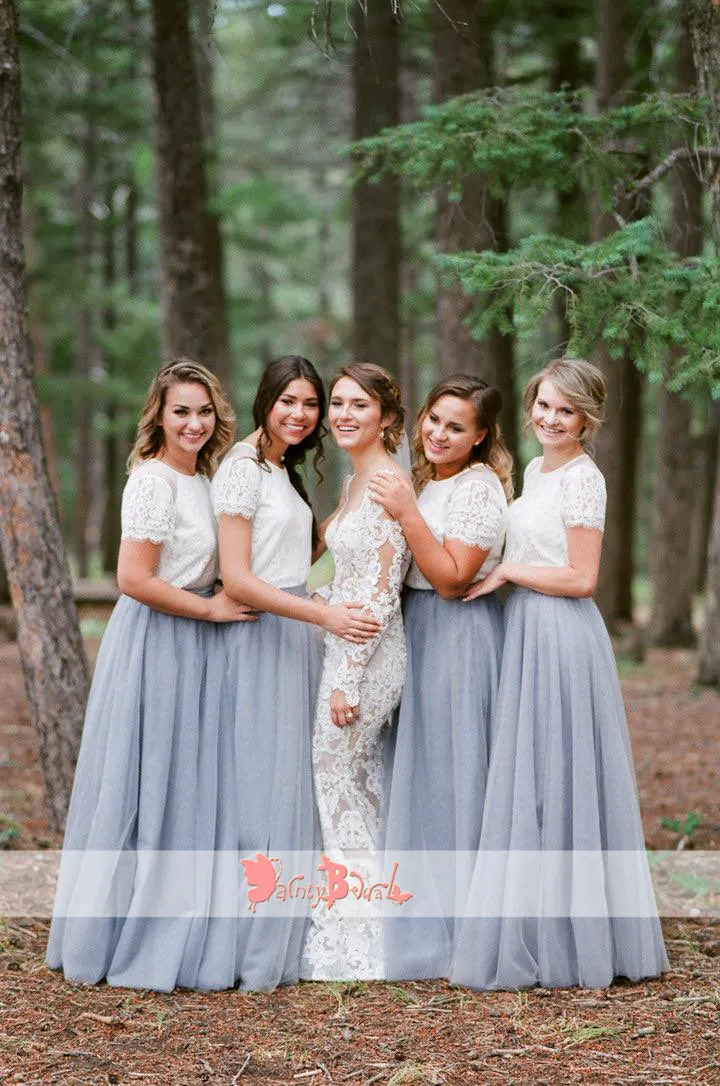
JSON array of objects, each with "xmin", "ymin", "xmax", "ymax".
[
  {"xmin": 450, "ymin": 589, "xmax": 669, "ymax": 990},
  {"xmin": 383, "ymin": 587, "xmax": 504, "ymax": 980},
  {"xmin": 47, "ymin": 592, "xmax": 239, "ymax": 992},
  {"xmin": 223, "ymin": 587, "xmax": 322, "ymax": 991}
]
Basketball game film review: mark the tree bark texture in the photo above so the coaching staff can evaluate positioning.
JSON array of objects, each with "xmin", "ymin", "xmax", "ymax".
[
  {"xmin": 0, "ymin": 0, "xmax": 89, "ymax": 830},
  {"xmin": 550, "ymin": 11, "xmax": 586, "ymax": 351},
  {"xmin": 73, "ymin": 104, "xmax": 96, "ymax": 580},
  {"xmin": 351, "ymin": 0, "xmax": 401, "ymax": 376},
  {"xmin": 688, "ymin": 0, "xmax": 720, "ymax": 685},
  {"xmin": 649, "ymin": 3, "xmax": 703, "ymax": 647},
  {"xmin": 699, "ymin": 437, "xmax": 720, "ymax": 685},
  {"xmin": 688, "ymin": 0, "xmax": 720, "ymax": 243},
  {"xmin": 0, "ymin": 552, "xmax": 8, "ymax": 604},
  {"xmin": 101, "ymin": 177, "xmax": 122, "ymax": 575},
  {"xmin": 192, "ymin": 0, "xmax": 233, "ymax": 393},
  {"xmin": 433, "ymin": 0, "xmax": 517, "ymax": 461},
  {"xmin": 592, "ymin": 0, "xmax": 642, "ymax": 627},
  {"xmin": 693, "ymin": 398, "xmax": 720, "ymax": 590},
  {"xmin": 149, "ymin": 0, "xmax": 232, "ymax": 385}
]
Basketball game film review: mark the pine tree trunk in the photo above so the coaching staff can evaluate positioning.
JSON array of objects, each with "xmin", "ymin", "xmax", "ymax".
[
  {"xmin": 0, "ymin": 553, "xmax": 8, "ymax": 604},
  {"xmin": 101, "ymin": 178, "xmax": 122, "ymax": 575},
  {"xmin": 192, "ymin": 0, "xmax": 232, "ymax": 392},
  {"xmin": 125, "ymin": 0, "xmax": 140, "ymax": 297},
  {"xmin": 688, "ymin": 0, "xmax": 720, "ymax": 685},
  {"xmin": 550, "ymin": 15, "xmax": 585, "ymax": 351},
  {"xmin": 149, "ymin": 0, "xmax": 232, "ymax": 382},
  {"xmin": 693, "ymin": 398, "xmax": 720, "ymax": 590},
  {"xmin": 592, "ymin": 0, "xmax": 641, "ymax": 627},
  {"xmin": 433, "ymin": 0, "xmax": 517, "ymax": 460},
  {"xmin": 400, "ymin": 260, "xmax": 418, "ymax": 423},
  {"xmin": 73, "ymin": 105, "xmax": 96, "ymax": 579},
  {"xmin": 649, "ymin": 3, "xmax": 702, "ymax": 647},
  {"xmin": 699, "ymin": 438, "xmax": 720, "ymax": 685},
  {"xmin": 351, "ymin": 0, "xmax": 401, "ymax": 376},
  {"xmin": 0, "ymin": 0, "xmax": 89, "ymax": 830}
]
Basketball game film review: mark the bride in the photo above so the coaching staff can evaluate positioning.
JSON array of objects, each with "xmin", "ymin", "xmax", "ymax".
[{"xmin": 300, "ymin": 363, "xmax": 410, "ymax": 981}]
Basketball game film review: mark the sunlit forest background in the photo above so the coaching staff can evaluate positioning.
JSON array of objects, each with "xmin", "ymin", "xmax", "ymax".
[{"xmin": 4, "ymin": 0, "xmax": 720, "ymax": 658}]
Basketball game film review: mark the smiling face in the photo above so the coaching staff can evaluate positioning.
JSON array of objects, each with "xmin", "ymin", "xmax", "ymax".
[
  {"xmin": 420, "ymin": 394, "xmax": 486, "ymax": 479},
  {"xmin": 265, "ymin": 377, "xmax": 321, "ymax": 450},
  {"xmin": 530, "ymin": 379, "xmax": 585, "ymax": 455},
  {"xmin": 328, "ymin": 376, "xmax": 387, "ymax": 454},
  {"xmin": 159, "ymin": 381, "xmax": 216, "ymax": 460}
]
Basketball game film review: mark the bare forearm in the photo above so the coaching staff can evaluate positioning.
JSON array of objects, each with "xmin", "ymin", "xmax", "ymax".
[
  {"xmin": 223, "ymin": 569, "xmax": 326, "ymax": 627},
  {"xmin": 117, "ymin": 573, "xmax": 213, "ymax": 619},
  {"xmin": 503, "ymin": 562, "xmax": 597, "ymax": 598},
  {"xmin": 400, "ymin": 509, "xmax": 477, "ymax": 598}
]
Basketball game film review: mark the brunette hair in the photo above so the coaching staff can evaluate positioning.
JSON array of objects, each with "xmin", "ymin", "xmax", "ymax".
[
  {"xmin": 412, "ymin": 374, "xmax": 514, "ymax": 500},
  {"xmin": 522, "ymin": 358, "xmax": 606, "ymax": 446},
  {"xmin": 127, "ymin": 358, "xmax": 235, "ymax": 476},
  {"xmin": 252, "ymin": 355, "xmax": 326, "ymax": 541},
  {"xmin": 329, "ymin": 362, "xmax": 405, "ymax": 453}
]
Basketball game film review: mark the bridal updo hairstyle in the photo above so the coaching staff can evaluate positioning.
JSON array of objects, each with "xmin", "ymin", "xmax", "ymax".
[
  {"xmin": 523, "ymin": 358, "xmax": 606, "ymax": 447},
  {"xmin": 329, "ymin": 362, "xmax": 405, "ymax": 454},
  {"xmin": 128, "ymin": 358, "xmax": 235, "ymax": 477},
  {"xmin": 412, "ymin": 374, "xmax": 514, "ymax": 500}
]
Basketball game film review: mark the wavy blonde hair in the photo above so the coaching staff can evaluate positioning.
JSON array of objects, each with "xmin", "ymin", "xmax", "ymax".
[
  {"xmin": 522, "ymin": 358, "xmax": 606, "ymax": 446},
  {"xmin": 412, "ymin": 375, "xmax": 514, "ymax": 501},
  {"xmin": 127, "ymin": 359, "xmax": 235, "ymax": 477},
  {"xmin": 329, "ymin": 363, "xmax": 405, "ymax": 453}
]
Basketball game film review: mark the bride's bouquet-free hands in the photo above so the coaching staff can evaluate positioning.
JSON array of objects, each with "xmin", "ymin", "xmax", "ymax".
[{"xmin": 330, "ymin": 688, "xmax": 360, "ymax": 728}]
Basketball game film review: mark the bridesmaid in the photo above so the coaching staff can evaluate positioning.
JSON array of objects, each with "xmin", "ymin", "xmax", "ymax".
[
  {"xmin": 47, "ymin": 359, "xmax": 253, "ymax": 991},
  {"xmin": 452, "ymin": 357, "xmax": 668, "ymax": 989},
  {"xmin": 369, "ymin": 375, "xmax": 511, "ymax": 979},
  {"xmin": 211, "ymin": 355, "xmax": 381, "ymax": 991}
]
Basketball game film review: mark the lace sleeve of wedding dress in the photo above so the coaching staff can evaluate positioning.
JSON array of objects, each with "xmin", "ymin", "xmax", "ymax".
[{"xmin": 332, "ymin": 497, "xmax": 407, "ymax": 708}]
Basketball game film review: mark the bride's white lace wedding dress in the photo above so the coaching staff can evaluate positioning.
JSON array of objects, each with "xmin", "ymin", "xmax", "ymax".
[{"xmin": 300, "ymin": 472, "xmax": 410, "ymax": 980}]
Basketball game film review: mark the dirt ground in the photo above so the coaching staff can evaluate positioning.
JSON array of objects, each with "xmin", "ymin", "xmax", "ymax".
[{"xmin": 1, "ymin": 639, "xmax": 719, "ymax": 1086}]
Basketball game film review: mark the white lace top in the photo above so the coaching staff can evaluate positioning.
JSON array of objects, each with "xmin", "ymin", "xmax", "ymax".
[
  {"xmin": 120, "ymin": 459, "xmax": 218, "ymax": 589},
  {"xmin": 504, "ymin": 453, "xmax": 606, "ymax": 567},
  {"xmin": 211, "ymin": 442, "xmax": 312, "ymax": 588},
  {"xmin": 405, "ymin": 463, "xmax": 508, "ymax": 590}
]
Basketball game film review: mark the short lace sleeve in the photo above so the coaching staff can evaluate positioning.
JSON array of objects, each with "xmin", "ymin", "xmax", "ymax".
[
  {"xmin": 445, "ymin": 474, "xmax": 504, "ymax": 550},
  {"xmin": 524, "ymin": 457, "xmax": 542, "ymax": 484},
  {"xmin": 561, "ymin": 461, "xmax": 606, "ymax": 531},
  {"xmin": 212, "ymin": 456, "xmax": 262, "ymax": 519},
  {"xmin": 121, "ymin": 471, "xmax": 176, "ymax": 544}
]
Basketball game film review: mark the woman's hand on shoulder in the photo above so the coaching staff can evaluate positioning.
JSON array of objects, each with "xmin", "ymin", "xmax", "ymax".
[
  {"xmin": 330, "ymin": 688, "xmax": 360, "ymax": 728},
  {"xmin": 367, "ymin": 470, "xmax": 416, "ymax": 522},
  {"xmin": 207, "ymin": 589, "xmax": 258, "ymax": 623}
]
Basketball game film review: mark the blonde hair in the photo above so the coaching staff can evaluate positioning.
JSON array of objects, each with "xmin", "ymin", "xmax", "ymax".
[
  {"xmin": 329, "ymin": 363, "xmax": 405, "ymax": 453},
  {"xmin": 127, "ymin": 359, "xmax": 235, "ymax": 476},
  {"xmin": 522, "ymin": 358, "xmax": 606, "ymax": 445},
  {"xmin": 412, "ymin": 374, "xmax": 514, "ymax": 500}
]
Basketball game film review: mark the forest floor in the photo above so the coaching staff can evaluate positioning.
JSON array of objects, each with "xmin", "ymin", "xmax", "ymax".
[{"xmin": 0, "ymin": 638, "xmax": 719, "ymax": 1086}]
